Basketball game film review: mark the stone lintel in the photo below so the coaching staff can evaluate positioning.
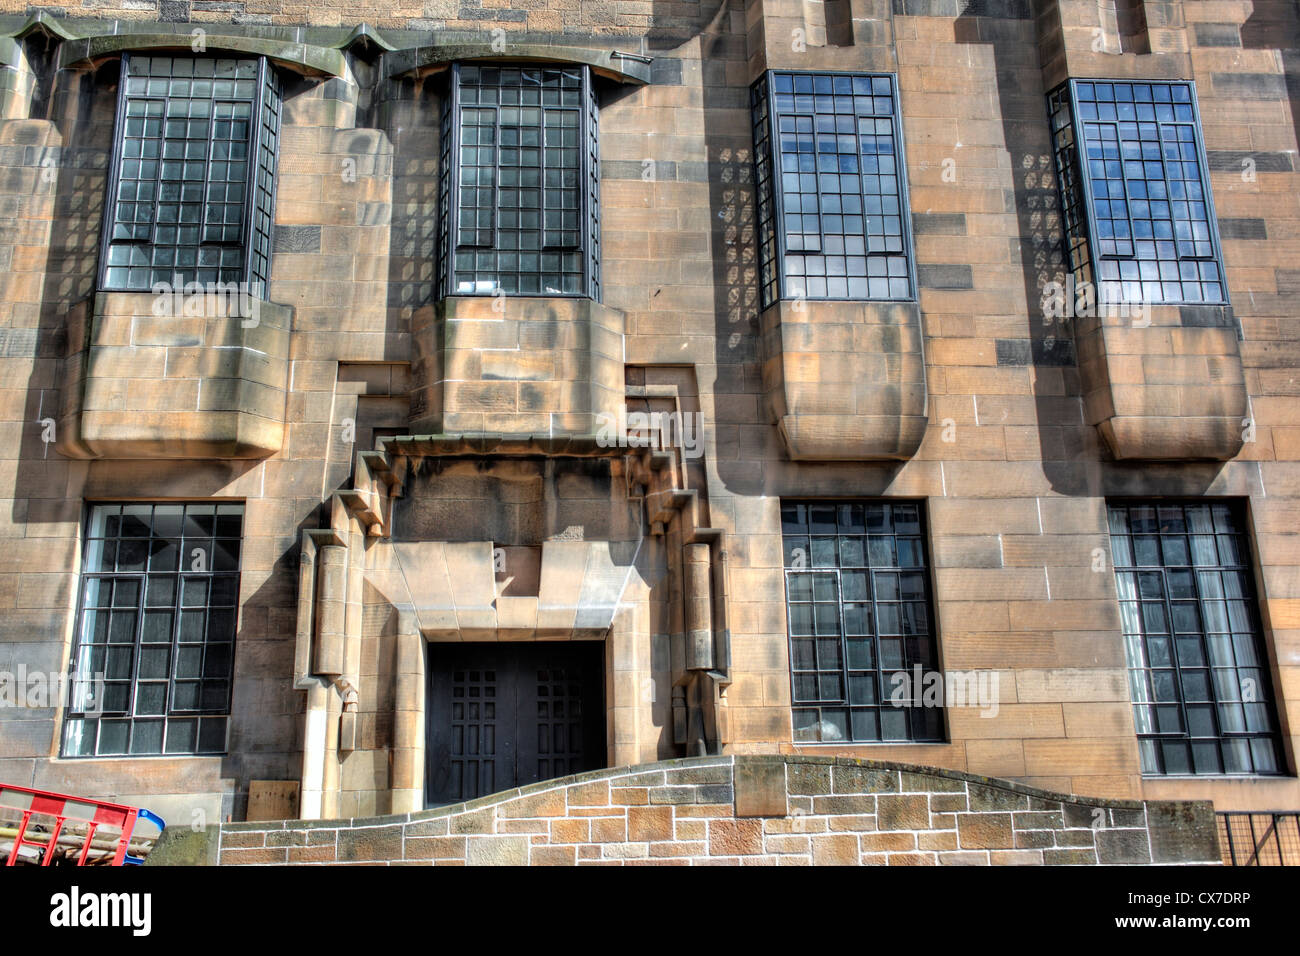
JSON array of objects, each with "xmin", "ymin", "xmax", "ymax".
[
  {"xmin": 56, "ymin": 32, "xmax": 348, "ymax": 78},
  {"xmin": 380, "ymin": 42, "xmax": 652, "ymax": 85}
]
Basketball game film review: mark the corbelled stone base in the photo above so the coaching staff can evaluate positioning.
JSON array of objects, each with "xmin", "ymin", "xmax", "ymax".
[
  {"xmin": 56, "ymin": 291, "xmax": 292, "ymax": 459},
  {"xmin": 410, "ymin": 295, "xmax": 625, "ymax": 438},
  {"xmin": 1076, "ymin": 306, "xmax": 1248, "ymax": 461},
  {"xmin": 761, "ymin": 300, "xmax": 928, "ymax": 461},
  {"xmin": 148, "ymin": 755, "xmax": 1223, "ymax": 866}
]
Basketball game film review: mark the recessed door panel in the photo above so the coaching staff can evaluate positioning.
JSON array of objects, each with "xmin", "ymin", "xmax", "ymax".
[{"xmin": 426, "ymin": 642, "xmax": 604, "ymax": 806}]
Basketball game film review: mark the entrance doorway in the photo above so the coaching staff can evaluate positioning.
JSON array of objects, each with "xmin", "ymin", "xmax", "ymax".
[{"xmin": 425, "ymin": 641, "xmax": 605, "ymax": 806}]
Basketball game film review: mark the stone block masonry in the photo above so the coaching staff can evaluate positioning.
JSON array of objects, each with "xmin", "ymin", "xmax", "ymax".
[
  {"xmin": 0, "ymin": 0, "xmax": 1297, "ymax": 830},
  {"xmin": 150, "ymin": 756, "xmax": 1223, "ymax": 866},
  {"xmin": 56, "ymin": 292, "xmax": 293, "ymax": 459}
]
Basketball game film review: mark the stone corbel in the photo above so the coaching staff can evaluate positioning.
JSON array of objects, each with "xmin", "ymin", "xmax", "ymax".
[
  {"xmin": 55, "ymin": 292, "xmax": 292, "ymax": 461},
  {"xmin": 337, "ymin": 679, "xmax": 359, "ymax": 755},
  {"xmin": 338, "ymin": 449, "xmax": 400, "ymax": 538}
]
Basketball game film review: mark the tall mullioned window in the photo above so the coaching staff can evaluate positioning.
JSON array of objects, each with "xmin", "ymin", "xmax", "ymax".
[
  {"xmin": 1048, "ymin": 80, "xmax": 1227, "ymax": 305},
  {"xmin": 752, "ymin": 72, "xmax": 915, "ymax": 309},
  {"xmin": 1109, "ymin": 501, "xmax": 1282, "ymax": 776},
  {"xmin": 101, "ymin": 54, "xmax": 281, "ymax": 292},
  {"xmin": 781, "ymin": 501, "xmax": 942, "ymax": 744},
  {"xmin": 437, "ymin": 64, "xmax": 601, "ymax": 299},
  {"xmin": 63, "ymin": 503, "xmax": 244, "ymax": 758}
]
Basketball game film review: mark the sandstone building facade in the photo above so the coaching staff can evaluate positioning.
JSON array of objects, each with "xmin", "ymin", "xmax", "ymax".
[{"xmin": 0, "ymin": 0, "xmax": 1297, "ymax": 861}]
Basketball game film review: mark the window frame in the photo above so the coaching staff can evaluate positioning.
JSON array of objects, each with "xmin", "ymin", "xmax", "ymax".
[
  {"xmin": 437, "ymin": 61, "xmax": 601, "ymax": 301},
  {"xmin": 1107, "ymin": 498, "xmax": 1284, "ymax": 777},
  {"xmin": 752, "ymin": 69, "xmax": 919, "ymax": 310},
  {"xmin": 97, "ymin": 53, "xmax": 281, "ymax": 294},
  {"xmin": 61, "ymin": 501, "xmax": 245, "ymax": 759},
  {"xmin": 780, "ymin": 499, "xmax": 944, "ymax": 745},
  {"xmin": 1048, "ymin": 78, "xmax": 1230, "ymax": 308}
]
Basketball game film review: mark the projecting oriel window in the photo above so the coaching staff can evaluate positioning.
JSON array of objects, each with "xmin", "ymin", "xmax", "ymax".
[
  {"xmin": 1048, "ymin": 80, "xmax": 1227, "ymax": 305},
  {"xmin": 1109, "ymin": 501, "xmax": 1283, "ymax": 776},
  {"xmin": 752, "ymin": 72, "xmax": 915, "ymax": 309},
  {"xmin": 100, "ymin": 55, "xmax": 281, "ymax": 292},
  {"xmin": 781, "ymin": 501, "xmax": 942, "ymax": 744},
  {"xmin": 62, "ymin": 503, "xmax": 243, "ymax": 758},
  {"xmin": 437, "ymin": 64, "xmax": 601, "ymax": 299}
]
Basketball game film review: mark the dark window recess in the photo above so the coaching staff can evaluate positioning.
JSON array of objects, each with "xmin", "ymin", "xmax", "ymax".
[
  {"xmin": 437, "ymin": 64, "xmax": 600, "ymax": 299},
  {"xmin": 1048, "ymin": 80, "xmax": 1228, "ymax": 306},
  {"xmin": 751, "ymin": 71, "xmax": 916, "ymax": 308},
  {"xmin": 781, "ymin": 501, "xmax": 942, "ymax": 744},
  {"xmin": 1109, "ymin": 501, "xmax": 1283, "ymax": 776},
  {"xmin": 100, "ymin": 54, "xmax": 281, "ymax": 292},
  {"xmin": 63, "ymin": 503, "xmax": 244, "ymax": 758}
]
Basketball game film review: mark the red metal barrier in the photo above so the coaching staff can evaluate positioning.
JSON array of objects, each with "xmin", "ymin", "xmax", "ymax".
[{"xmin": 1, "ymin": 784, "xmax": 163, "ymax": 866}]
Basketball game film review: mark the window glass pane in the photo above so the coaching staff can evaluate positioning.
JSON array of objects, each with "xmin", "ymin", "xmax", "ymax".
[
  {"xmin": 752, "ymin": 72, "xmax": 912, "ymax": 307},
  {"xmin": 442, "ymin": 65, "xmax": 595, "ymax": 298},
  {"xmin": 62, "ymin": 502, "xmax": 244, "ymax": 757},
  {"xmin": 782, "ymin": 501, "xmax": 940, "ymax": 743},
  {"xmin": 103, "ymin": 55, "xmax": 280, "ymax": 292},
  {"xmin": 1049, "ymin": 81, "xmax": 1226, "ymax": 307},
  {"xmin": 1107, "ymin": 500, "xmax": 1281, "ymax": 776}
]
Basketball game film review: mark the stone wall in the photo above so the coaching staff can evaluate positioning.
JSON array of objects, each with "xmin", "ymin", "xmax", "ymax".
[{"xmin": 149, "ymin": 756, "xmax": 1224, "ymax": 865}]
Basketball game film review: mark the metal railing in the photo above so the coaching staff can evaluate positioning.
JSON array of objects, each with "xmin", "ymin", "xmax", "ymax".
[{"xmin": 1217, "ymin": 811, "xmax": 1300, "ymax": 866}]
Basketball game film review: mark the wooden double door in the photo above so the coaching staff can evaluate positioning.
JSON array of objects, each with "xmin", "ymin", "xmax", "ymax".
[{"xmin": 425, "ymin": 642, "xmax": 605, "ymax": 806}]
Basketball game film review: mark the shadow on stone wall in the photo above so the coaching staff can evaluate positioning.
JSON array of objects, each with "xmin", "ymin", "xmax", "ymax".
[
  {"xmin": 1241, "ymin": 1, "xmax": 1300, "ymax": 158},
  {"xmin": 954, "ymin": 4, "xmax": 1095, "ymax": 499},
  {"xmin": 10, "ymin": 58, "xmax": 112, "ymax": 539},
  {"xmin": 648, "ymin": 0, "xmax": 732, "ymax": 51},
  {"xmin": 953, "ymin": 5, "xmax": 1240, "ymax": 502}
]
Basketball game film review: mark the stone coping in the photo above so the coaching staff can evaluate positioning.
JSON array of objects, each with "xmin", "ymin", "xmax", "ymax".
[
  {"xmin": 217, "ymin": 755, "xmax": 1164, "ymax": 833},
  {"xmin": 147, "ymin": 754, "xmax": 1223, "ymax": 865}
]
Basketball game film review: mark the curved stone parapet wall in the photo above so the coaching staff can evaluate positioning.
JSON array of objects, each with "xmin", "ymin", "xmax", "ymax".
[{"xmin": 149, "ymin": 755, "xmax": 1222, "ymax": 866}]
